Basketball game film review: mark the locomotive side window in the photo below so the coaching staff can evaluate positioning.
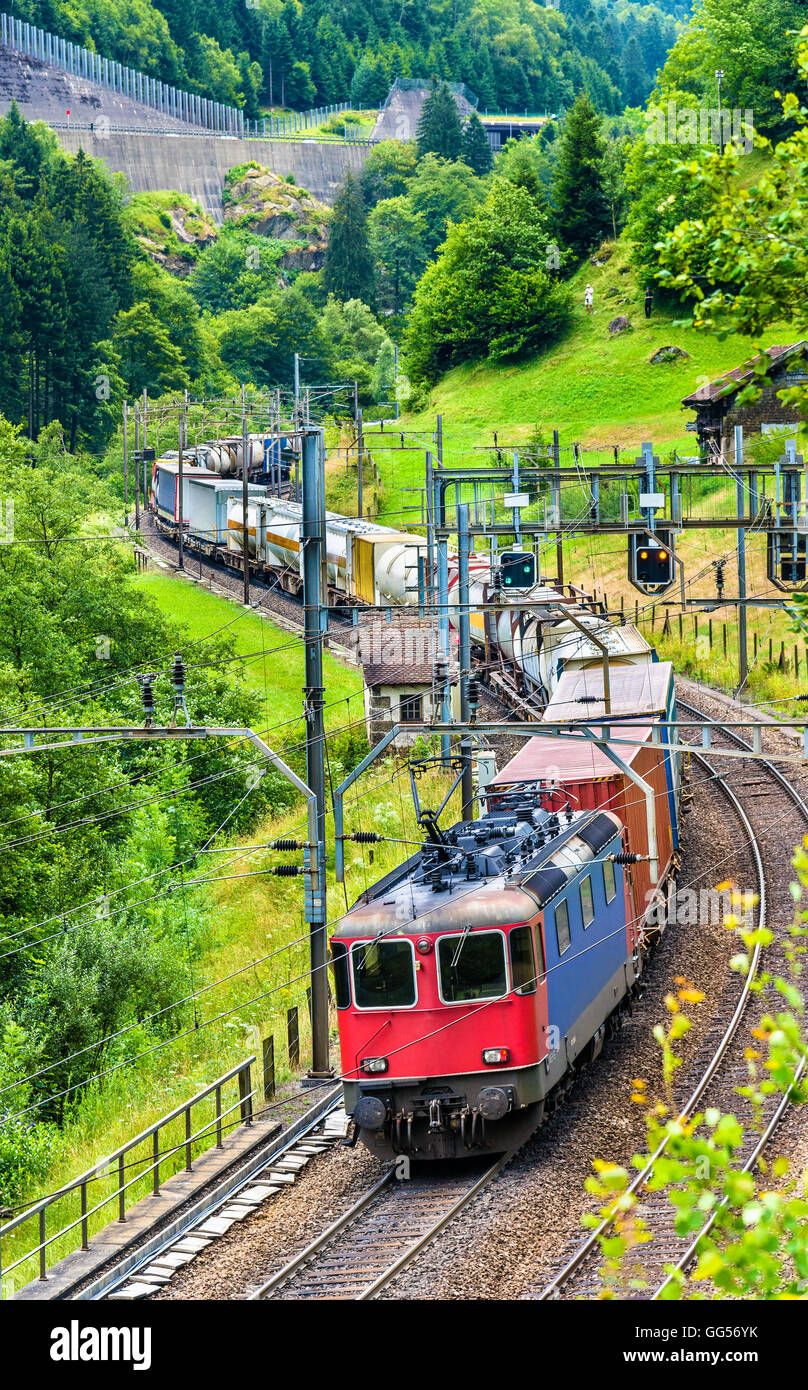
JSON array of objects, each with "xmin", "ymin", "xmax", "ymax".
[
  {"xmin": 580, "ymin": 876, "xmax": 594, "ymax": 929},
  {"xmin": 509, "ymin": 925, "xmax": 537, "ymax": 995},
  {"xmin": 330, "ymin": 941, "xmax": 351, "ymax": 1009},
  {"xmin": 554, "ymin": 900, "xmax": 571, "ymax": 955},
  {"xmin": 351, "ymin": 939, "xmax": 416, "ymax": 1009},
  {"xmin": 603, "ymin": 858, "xmax": 617, "ymax": 904},
  {"xmin": 437, "ymin": 931, "xmax": 507, "ymax": 1003}
]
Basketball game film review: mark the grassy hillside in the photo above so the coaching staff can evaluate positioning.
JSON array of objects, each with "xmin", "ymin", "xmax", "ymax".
[
  {"xmin": 370, "ymin": 239, "xmax": 796, "ymax": 507},
  {"xmin": 322, "ymin": 237, "xmax": 807, "ymax": 708},
  {"xmin": 133, "ymin": 569, "xmax": 362, "ymax": 731}
]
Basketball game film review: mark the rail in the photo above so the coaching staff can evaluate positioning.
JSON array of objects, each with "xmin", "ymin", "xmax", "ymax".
[
  {"xmin": 538, "ymin": 747, "xmax": 767, "ymax": 1300},
  {"xmin": 0, "ymin": 1055, "xmax": 255, "ymax": 1297},
  {"xmin": 540, "ymin": 701, "xmax": 808, "ymax": 1299}
]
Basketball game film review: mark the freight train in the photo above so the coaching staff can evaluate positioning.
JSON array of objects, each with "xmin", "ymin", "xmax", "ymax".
[
  {"xmin": 149, "ymin": 453, "xmax": 655, "ymax": 706},
  {"xmin": 331, "ymin": 662, "xmax": 680, "ymax": 1160}
]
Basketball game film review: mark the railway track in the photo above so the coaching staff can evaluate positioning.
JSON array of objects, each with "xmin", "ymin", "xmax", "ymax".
[
  {"xmin": 538, "ymin": 698, "xmax": 808, "ymax": 1301},
  {"xmin": 88, "ymin": 1089, "xmax": 345, "ymax": 1302},
  {"xmin": 249, "ymin": 1155, "xmax": 508, "ymax": 1301}
]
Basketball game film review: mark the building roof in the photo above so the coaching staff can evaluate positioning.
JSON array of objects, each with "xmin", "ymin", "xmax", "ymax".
[
  {"xmin": 681, "ymin": 342, "xmax": 808, "ymax": 407},
  {"xmin": 356, "ymin": 612, "xmax": 457, "ymax": 688}
]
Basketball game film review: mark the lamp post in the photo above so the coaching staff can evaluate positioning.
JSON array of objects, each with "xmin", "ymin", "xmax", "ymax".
[{"xmin": 716, "ymin": 69, "xmax": 725, "ymax": 154}]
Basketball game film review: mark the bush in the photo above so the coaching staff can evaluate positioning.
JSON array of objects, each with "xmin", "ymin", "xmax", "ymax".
[{"xmin": 405, "ymin": 182, "xmax": 572, "ymax": 384}]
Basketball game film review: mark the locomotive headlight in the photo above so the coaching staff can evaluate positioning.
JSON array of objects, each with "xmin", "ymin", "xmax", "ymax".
[
  {"xmin": 361, "ymin": 1057, "xmax": 389, "ymax": 1074},
  {"xmin": 482, "ymin": 1047, "xmax": 510, "ymax": 1065},
  {"xmin": 416, "ymin": 937, "xmax": 432, "ymax": 954}
]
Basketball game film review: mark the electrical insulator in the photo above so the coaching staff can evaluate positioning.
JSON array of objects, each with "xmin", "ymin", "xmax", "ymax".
[
  {"xmin": 170, "ymin": 652, "xmax": 190, "ymax": 727},
  {"xmin": 137, "ymin": 673, "xmax": 156, "ymax": 726},
  {"xmin": 171, "ymin": 652, "xmax": 186, "ymax": 698},
  {"xmin": 270, "ymin": 838, "xmax": 305, "ymax": 852},
  {"xmin": 467, "ymin": 676, "xmax": 481, "ymax": 713}
]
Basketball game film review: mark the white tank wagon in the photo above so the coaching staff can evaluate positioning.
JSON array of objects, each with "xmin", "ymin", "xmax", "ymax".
[
  {"xmin": 149, "ymin": 474, "xmax": 656, "ymax": 708},
  {"xmin": 224, "ymin": 497, "xmax": 653, "ymax": 703}
]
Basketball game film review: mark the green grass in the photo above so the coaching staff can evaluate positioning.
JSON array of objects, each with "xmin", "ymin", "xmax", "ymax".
[
  {"xmin": 354, "ymin": 238, "xmax": 796, "ymax": 528},
  {"xmin": 2, "ymin": 759, "xmax": 460, "ymax": 1294},
  {"xmin": 132, "ymin": 568, "xmax": 362, "ymax": 732}
]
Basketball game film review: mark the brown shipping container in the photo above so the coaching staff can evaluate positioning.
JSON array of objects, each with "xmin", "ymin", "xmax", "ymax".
[{"xmin": 492, "ymin": 726, "xmax": 673, "ymax": 929}]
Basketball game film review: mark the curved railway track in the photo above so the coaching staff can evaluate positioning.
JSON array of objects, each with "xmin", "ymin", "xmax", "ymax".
[
  {"xmin": 249, "ymin": 1155, "xmax": 508, "ymax": 1301},
  {"xmin": 89, "ymin": 1089, "xmax": 345, "ymax": 1302},
  {"xmin": 538, "ymin": 697, "xmax": 808, "ymax": 1301}
]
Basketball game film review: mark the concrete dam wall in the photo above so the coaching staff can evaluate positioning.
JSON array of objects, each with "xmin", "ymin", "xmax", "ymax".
[
  {"xmin": 56, "ymin": 128, "xmax": 369, "ymax": 215},
  {"xmin": 0, "ymin": 46, "xmax": 369, "ymax": 211}
]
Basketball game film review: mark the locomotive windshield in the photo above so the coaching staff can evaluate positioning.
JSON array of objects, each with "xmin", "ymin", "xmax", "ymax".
[
  {"xmin": 438, "ymin": 930, "xmax": 507, "ymax": 1003},
  {"xmin": 351, "ymin": 939, "xmax": 416, "ymax": 1009}
]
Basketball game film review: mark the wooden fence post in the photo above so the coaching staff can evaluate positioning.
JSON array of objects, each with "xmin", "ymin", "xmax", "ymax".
[
  {"xmin": 263, "ymin": 1035, "xmax": 275, "ymax": 1103},
  {"xmin": 287, "ymin": 1006, "xmax": 300, "ymax": 1069}
]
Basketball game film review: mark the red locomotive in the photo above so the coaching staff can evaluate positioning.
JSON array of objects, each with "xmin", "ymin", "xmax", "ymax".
[{"xmin": 330, "ymin": 663, "xmax": 679, "ymax": 1160}]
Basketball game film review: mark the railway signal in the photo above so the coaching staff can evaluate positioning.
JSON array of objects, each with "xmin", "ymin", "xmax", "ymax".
[
  {"xmin": 628, "ymin": 530, "xmax": 675, "ymax": 595},
  {"xmin": 499, "ymin": 550, "xmax": 536, "ymax": 590}
]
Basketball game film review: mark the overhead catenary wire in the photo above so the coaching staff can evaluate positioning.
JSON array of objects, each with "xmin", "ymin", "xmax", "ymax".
[{"xmin": 0, "ymin": 744, "xmax": 779, "ymax": 1124}]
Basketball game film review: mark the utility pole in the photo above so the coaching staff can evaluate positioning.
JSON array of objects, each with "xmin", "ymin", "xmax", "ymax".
[
  {"xmin": 241, "ymin": 384, "xmax": 250, "ymax": 606},
  {"xmin": 294, "ymin": 353, "xmax": 301, "ymax": 431},
  {"xmin": 393, "ymin": 343, "xmax": 400, "ymax": 420},
  {"xmin": 425, "ymin": 450, "xmax": 435, "ymax": 616},
  {"xmin": 122, "ymin": 399, "xmax": 129, "ymax": 529},
  {"xmin": 357, "ymin": 407, "xmax": 364, "ymax": 519},
  {"xmin": 457, "ymin": 503, "xmax": 474, "ymax": 820},
  {"xmin": 553, "ymin": 428, "xmax": 564, "ymax": 586},
  {"xmin": 134, "ymin": 402, "xmax": 141, "ymax": 523},
  {"xmin": 735, "ymin": 424, "xmax": 748, "ymax": 692},
  {"xmin": 511, "ymin": 450, "xmax": 522, "ymax": 545},
  {"xmin": 177, "ymin": 394, "xmax": 184, "ymax": 571},
  {"xmin": 301, "ymin": 427, "xmax": 330, "ymax": 1078},
  {"xmin": 716, "ymin": 68, "xmax": 725, "ymax": 154},
  {"xmin": 132, "ymin": 402, "xmax": 140, "ymax": 533},
  {"xmin": 433, "ymin": 470, "xmax": 452, "ymax": 768},
  {"xmin": 142, "ymin": 389, "xmax": 149, "ymax": 510}
]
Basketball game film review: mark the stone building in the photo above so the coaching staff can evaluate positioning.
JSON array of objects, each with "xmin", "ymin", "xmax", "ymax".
[
  {"xmin": 682, "ymin": 341, "xmax": 808, "ymax": 458},
  {"xmin": 353, "ymin": 612, "xmax": 459, "ymax": 747},
  {"xmin": 371, "ymin": 78, "xmax": 476, "ymax": 143}
]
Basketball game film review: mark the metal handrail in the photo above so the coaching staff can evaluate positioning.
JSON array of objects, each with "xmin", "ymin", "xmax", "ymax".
[{"xmin": 0, "ymin": 1056, "xmax": 254, "ymax": 1293}]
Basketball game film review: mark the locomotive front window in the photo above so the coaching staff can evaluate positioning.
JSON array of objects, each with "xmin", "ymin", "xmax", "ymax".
[
  {"xmin": 509, "ymin": 925, "xmax": 537, "ymax": 995},
  {"xmin": 351, "ymin": 939, "xmax": 416, "ymax": 1009},
  {"xmin": 437, "ymin": 931, "xmax": 507, "ymax": 1003},
  {"xmin": 330, "ymin": 941, "xmax": 350, "ymax": 1009}
]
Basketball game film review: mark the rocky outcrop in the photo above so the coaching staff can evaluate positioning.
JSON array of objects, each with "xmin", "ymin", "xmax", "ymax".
[
  {"xmin": 608, "ymin": 315, "xmax": 631, "ymax": 335},
  {"xmin": 128, "ymin": 192, "xmax": 217, "ymax": 276},
  {"xmin": 223, "ymin": 163, "xmax": 330, "ymax": 271}
]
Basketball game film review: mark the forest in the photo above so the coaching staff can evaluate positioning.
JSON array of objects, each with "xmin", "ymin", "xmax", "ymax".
[{"xmin": 6, "ymin": 0, "xmax": 684, "ymax": 115}]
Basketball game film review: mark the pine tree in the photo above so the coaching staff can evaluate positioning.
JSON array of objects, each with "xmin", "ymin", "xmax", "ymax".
[
  {"xmin": 620, "ymin": 35, "xmax": 649, "ymax": 106},
  {"xmin": 471, "ymin": 45, "xmax": 497, "ymax": 111},
  {"xmin": 0, "ymin": 102, "xmax": 45, "ymax": 203},
  {"xmin": 551, "ymin": 93, "xmax": 611, "ymax": 261},
  {"xmin": 416, "ymin": 79, "xmax": 463, "ymax": 160},
  {"xmin": 323, "ymin": 172, "xmax": 375, "ymax": 305},
  {"xmin": 461, "ymin": 112, "xmax": 493, "ymax": 176}
]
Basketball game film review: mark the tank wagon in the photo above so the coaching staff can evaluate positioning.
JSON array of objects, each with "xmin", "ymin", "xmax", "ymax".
[{"xmin": 149, "ymin": 466, "xmax": 658, "ymax": 710}]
